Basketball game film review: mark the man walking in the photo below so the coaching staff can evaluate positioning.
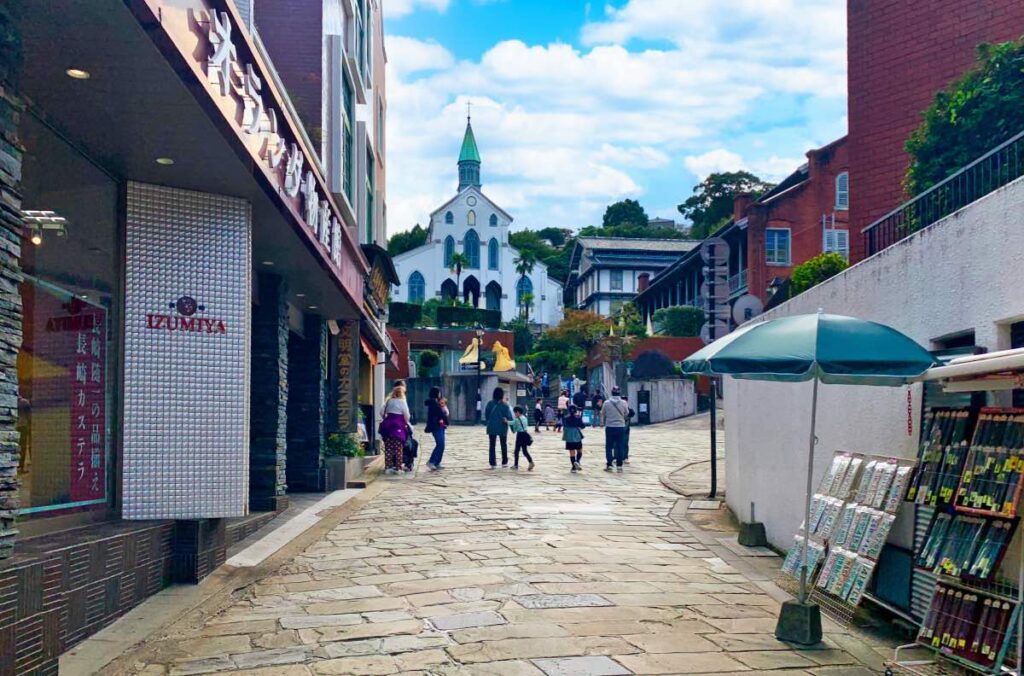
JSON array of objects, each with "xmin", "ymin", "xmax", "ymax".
[{"xmin": 601, "ymin": 386, "xmax": 629, "ymax": 472}]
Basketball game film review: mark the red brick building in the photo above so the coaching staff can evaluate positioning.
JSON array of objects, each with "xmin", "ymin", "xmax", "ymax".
[
  {"xmin": 636, "ymin": 137, "xmax": 850, "ymax": 321},
  {"xmin": 746, "ymin": 137, "xmax": 849, "ymax": 305},
  {"xmin": 847, "ymin": 0, "xmax": 1024, "ymax": 261}
]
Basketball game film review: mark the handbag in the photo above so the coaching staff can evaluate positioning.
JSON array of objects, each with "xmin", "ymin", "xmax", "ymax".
[{"xmin": 525, "ymin": 432, "xmax": 534, "ymax": 447}]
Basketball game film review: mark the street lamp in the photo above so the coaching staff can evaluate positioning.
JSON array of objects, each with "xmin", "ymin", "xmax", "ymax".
[{"xmin": 474, "ymin": 325, "xmax": 485, "ymax": 424}]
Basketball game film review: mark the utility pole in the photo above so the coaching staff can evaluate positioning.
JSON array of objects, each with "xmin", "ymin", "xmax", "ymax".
[{"xmin": 709, "ymin": 377, "xmax": 717, "ymax": 499}]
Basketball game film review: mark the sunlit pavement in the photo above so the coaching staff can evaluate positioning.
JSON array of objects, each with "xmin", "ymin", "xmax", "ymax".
[{"xmin": 120, "ymin": 416, "xmax": 890, "ymax": 675}]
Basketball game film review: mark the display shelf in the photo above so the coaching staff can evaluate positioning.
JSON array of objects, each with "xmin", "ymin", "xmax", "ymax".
[
  {"xmin": 911, "ymin": 409, "xmax": 976, "ymax": 509},
  {"xmin": 916, "ymin": 579, "xmax": 1020, "ymax": 673},
  {"xmin": 954, "ymin": 409, "xmax": 1024, "ymax": 520}
]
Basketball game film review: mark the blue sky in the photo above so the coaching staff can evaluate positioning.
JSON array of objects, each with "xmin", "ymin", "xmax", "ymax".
[{"xmin": 383, "ymin": 0, "xmax": 848, "ymax": 234}]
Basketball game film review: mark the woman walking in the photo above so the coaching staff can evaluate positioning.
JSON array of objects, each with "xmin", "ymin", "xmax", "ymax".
[
  {"xmin": 484, "ymin": 387, "xmax": 514, "ymax": 469},
  {"xmin": 424, "ymin": 386, "xmax": 449, "ymax": 471},
  {"xmin": 556, "ymin": 389, "xmax": 569, "ymax": 432},
  {"xmin": 534, "ymin": 398, "xmax": 544, "ymax": 433},
  {"xmin": 380, "ymin": 384, "xmax": 411, "ymax": 475}
]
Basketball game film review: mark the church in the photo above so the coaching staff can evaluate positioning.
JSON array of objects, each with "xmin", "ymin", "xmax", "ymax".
[{"xmin": 392, "ymin": 118, "xmax": 564, "ymax": 327}]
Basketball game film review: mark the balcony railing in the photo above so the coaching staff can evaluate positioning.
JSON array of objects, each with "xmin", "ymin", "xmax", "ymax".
[
  {"xmin": 863, "ymin": 129, "xmax": 1024, "ymax": 256},
  {"xmin": 728, "ymin": 269, "xmax": 748, "ymax": 295}
]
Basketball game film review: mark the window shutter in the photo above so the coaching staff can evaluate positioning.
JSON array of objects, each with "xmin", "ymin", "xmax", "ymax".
[{"xmin": 835, "ymin": 172, "xmax": 849, "ymax": 210}]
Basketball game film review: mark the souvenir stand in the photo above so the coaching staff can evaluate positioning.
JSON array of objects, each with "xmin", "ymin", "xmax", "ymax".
[{"xmin": 885, "ymin": 348, "xmax": 1024, "ymax": 675}]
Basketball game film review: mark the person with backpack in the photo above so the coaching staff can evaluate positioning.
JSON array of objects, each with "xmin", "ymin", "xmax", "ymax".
[
  {"xmin": 621, "ymin": 394, "xmax": 636, "ymax": 464},
  {"xmin": 484, "ymin": 387, "xmax": 514, "ymax": 469},
  {"xmin": 510, "ymin": 407, "xmax": 535, "ymax": 471},
  {"xmin": 562, "ymin": 404, "xmax": 588, "ymax": 472},
  {"xmin": 424, "ymin": 386, "xmax": 449, "ymax": 471},
  {"xmin": 601, "ymin": 386, "xmax": 630, "ymax": 472},
  {"xmin": 379, "ymin": 384, "xmax": 411, "ymax": 475}
]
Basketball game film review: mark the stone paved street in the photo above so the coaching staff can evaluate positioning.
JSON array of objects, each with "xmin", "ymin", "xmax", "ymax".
[{"xmin": 121, "ymin": 416, "xmax": 890, "ymax": 675}]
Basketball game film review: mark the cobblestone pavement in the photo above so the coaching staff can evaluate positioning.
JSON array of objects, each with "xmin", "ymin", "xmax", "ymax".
[{"xmin": 125, "ymin": 417, "xmax": 890, "ymax": 675}]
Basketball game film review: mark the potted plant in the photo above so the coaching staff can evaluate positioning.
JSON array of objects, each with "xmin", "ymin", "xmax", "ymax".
[{"xmin": 323, "ymin": 432, "xmax": 365, "ymax": 490}]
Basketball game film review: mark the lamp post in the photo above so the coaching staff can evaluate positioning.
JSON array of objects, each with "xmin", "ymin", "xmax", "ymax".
[{"xmin": 475, "ymin": 325, "xmax": 485, "ymax": 424}]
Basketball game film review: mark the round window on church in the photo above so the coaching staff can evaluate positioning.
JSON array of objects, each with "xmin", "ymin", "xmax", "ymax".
[{"xmin": 467, "ymin": 196, "xmax": 477, "ymax": 206}]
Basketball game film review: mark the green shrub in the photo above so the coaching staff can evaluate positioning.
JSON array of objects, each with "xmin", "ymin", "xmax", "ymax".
[
  {"xmin": 906, "ymin": 38, "xmax": 1024, "ymax": 196},
  {"xmin": 790, "ymin": 253, "xmax": 848, "ymax": 296},
  {"xmin": 436, "ymin": 306, "xmax": 501, "ymax": 328},
  {"xmin": 418, "ymin": 349, "xmax": 440, "ymax": 371},
  {"xmin": 388, "ymin": 302, "xmax": 423, "ymax": 328},
  {"xmin": 324, "ymin": 433, "xmax": 364, "ymax": 458},
  {"xmin": 653, "ymin": 306, "xmax": 704, "ymax": 337}
]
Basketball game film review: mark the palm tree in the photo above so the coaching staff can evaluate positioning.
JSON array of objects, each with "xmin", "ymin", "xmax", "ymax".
[
  {"xmin": 449, "ymin": 252, "xmax": 470, "ymax": 305},
  {"xmin": 514, "ymin": 252, "xmax": 537, "ymax": 321}
]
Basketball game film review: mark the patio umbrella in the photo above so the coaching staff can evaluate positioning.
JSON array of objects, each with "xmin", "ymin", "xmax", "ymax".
[{"xmin": 682, "ymin": 312, "xmax": 937, "ymax": 640}]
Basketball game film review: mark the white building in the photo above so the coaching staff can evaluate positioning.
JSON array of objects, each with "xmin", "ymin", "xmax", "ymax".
[
  {"xmin": 392, "ymin": 119, "xmax": 564, "ymax": 327},
  {"xmin": 566, "ymin": 237, "xmax": 699, "ymax": 316}
]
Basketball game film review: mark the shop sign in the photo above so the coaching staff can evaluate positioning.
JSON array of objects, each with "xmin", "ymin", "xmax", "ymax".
[
  {"xmin": 145, "ymin": 296, "xmax": 227, "ymax": 335},
  {"xmin": 42, "ymin": 297, "xmax": 107, "ymax": 503},
  {"xmin": 196, "ymin": 9, "xmax": 344, "ymax": 268}
]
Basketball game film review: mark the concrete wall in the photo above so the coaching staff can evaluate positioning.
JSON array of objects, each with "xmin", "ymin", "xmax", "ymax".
[
  {"xmin": 628, "ymin": 379, "xmax": 696, "ymax": 424},
  {"xmin": 726, "ymin": 177, "xmax": 1024, "ymax": 549}
]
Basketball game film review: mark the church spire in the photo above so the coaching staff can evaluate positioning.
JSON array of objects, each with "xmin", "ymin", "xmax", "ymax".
[{"xmin": 458, "ymin": 113, "xmax": 482, "ymax": 191}]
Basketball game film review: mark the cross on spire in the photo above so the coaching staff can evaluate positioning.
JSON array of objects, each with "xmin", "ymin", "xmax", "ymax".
[{"xmin": 466, "ymin": 100, "xmax": 472, "ymax": 122}]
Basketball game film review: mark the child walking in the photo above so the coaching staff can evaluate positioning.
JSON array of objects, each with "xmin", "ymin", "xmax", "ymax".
[
  {"xmin": 562, "ymin": 404, "xmax": 587, "ymax": 472},
  {"xmin": 544, "ymin": 404, "xmax": 555, "ymax": 431},
  {"xmin": 510, "ymin": 407, "xmax": 535, "ymax": 470}
]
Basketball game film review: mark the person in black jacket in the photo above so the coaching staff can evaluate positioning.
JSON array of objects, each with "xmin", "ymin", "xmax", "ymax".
[{"xmin": 424, "ymin": 387, "xmax": 449, "ymax": 471}]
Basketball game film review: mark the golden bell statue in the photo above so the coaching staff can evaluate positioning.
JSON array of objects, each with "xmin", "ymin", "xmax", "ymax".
[{"xmin": 492, "ymin": 340, "xmax": 516, "ymax": 372}]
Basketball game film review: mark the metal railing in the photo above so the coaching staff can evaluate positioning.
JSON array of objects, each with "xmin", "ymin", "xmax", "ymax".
[{"xmin": 863, "ymin": 129, "xmax": 1024, "ymax": 256}]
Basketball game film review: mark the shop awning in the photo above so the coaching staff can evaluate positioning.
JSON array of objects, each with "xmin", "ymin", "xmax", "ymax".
[{"xmin": 918, "ymin": 347, "xmax": 1024, "ymax": 392}]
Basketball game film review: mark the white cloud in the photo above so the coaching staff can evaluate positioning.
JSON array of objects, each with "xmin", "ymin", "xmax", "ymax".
[
  {"xmin": 385, "ymin": 0, "xmax": 451, "ymax": 20},
  {"xmin": 384, "ymin": 0, "xmax": 847, "ymax": 235},
  {"xmin": 684, "ymin": 149, "xmax": 747, "ymax": 179},
  {"xmin": 683, "ymin": 149, "xmax": 806, "ymax": 183}
]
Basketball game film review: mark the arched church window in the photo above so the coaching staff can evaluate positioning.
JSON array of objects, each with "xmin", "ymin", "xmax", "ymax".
[
  {"xmin": 445, "ymin": 211, "xmax": 453, "ymax": 224},
  {"xmin": 443, "ymin": 236, "xmax": 455, "ymax": 267},
  {"xmin": 408, "ymin": 271, "xmax": 425, "ymax": 304},
  {"xmin": 488, "ymin": 238, "xmax": 499, "ymax": 270},
  {"xmin": 516, "ymin": 276, "xmax": 533, "ymax": 306},
  {"xmin": 467, "ymin": 210, "xmax": 476, "ymax": 226},
  {"xmin": 489, "ymin": 214, "xmax": 498, "ymax": 227},
  {"xmin": 464, "ymin": 230, "xmax": 480, "ymax": 269}
]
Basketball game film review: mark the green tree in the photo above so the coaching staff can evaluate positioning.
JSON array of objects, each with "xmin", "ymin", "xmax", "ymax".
[
  {"xmin": 387, "ymin": 223, "xmax": 429, "ymax": 256},
  {"xmin": 790, "ymin": 252, "xmax": 848, "ymax": 296},
  {"xmin": 678, "ymin": 171, "xmax": 774, "ymax": 238},
  {"xmin": 602, "ymin": 199, "xmax": 649, "ymax": 229},
  {"xmin": 653, "ymin": 306, "xmax": 705, "ymax": 337},
  {"xmin": 515, "ymin": 251, "xmax": 537, "ymax": 321},
  {"xmin": 577, "ymin": 223, "xmax": 690, "ymax": 240},
  {"xmin": 612, "ymin": 302, "xmax": 647, "ymax": 338},
  {"xmin": 506, "ymin": 319, "xmax": 534, "ymax": 356},
  {"xmin": 447, "ymin": 252, "xmax": 469, "ymax": 305},
  {"xmin": 906, "ymin": 38, "xmax": 1024, "ymax": 196},
  {"xmin": 418, "ymin": 349, "xmax": 440, "ymax": 372},
  {"xmin": 536, "ymin": 227, "xmax": 569, "ymax": 247}
]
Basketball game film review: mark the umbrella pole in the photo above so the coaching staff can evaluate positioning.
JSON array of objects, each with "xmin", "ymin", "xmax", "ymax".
[{"xmin": 799, "ymin": 375, "xmax": 820, "ymax": 604}]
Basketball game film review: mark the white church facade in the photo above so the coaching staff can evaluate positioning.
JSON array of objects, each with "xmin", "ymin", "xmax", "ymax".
[{"xmin": 392, "ymin": 119, "xmax": 564, "ymax": 327}]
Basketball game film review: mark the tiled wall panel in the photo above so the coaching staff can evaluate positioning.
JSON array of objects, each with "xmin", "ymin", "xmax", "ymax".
[{"xmin": 123, "ymin": 182, "xmax": 251, "ymax": 519}]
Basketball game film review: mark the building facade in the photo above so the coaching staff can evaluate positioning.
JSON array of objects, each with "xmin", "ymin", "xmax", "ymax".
[
  {"xmin": 253, "ymin": 0, "xmax": 395, "ymax": 435},
  {"xmin": 847, "ymin": 0, "xmax": 1024, "ymax": 262},
  {"xmin": 392, "ymin": 120, "xmax": 564, "ymax": 327},
  {"xmin": 566, "ymin": 237, "xmax": 699, "ymax": 316},
  {"xmin": 636, "ymin": 137, "xmax": 850, "ymax": 326},
  {"xmin": 0, "ymin": 0, "xmax": 391, "ymax": 669}
]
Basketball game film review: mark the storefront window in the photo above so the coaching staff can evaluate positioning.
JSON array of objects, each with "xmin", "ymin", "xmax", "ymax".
[{"xmin": 16, "ymin": 114, "xmax": 117, "ymax": 517}]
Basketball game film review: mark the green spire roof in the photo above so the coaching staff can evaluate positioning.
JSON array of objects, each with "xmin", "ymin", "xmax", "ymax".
[{"xmin": 458, "ymin": 120, "xmax": 481, "ymax": 164}]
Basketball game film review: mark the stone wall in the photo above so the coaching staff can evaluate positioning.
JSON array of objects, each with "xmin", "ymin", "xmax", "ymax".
[
  {"xmin": 0, "ymin": 83, "xmax": 22, "ymax": 559},
  {"xmin": 626, "ymin": 379, "xmax": 696, "ymax": 425},
  {"xmin": 286, "ymin": 315, "xmax": 326, "ymax": 492},
  {"xmin": 250, "ymin": 273, "xmax": 288, "ymax": 511}
]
